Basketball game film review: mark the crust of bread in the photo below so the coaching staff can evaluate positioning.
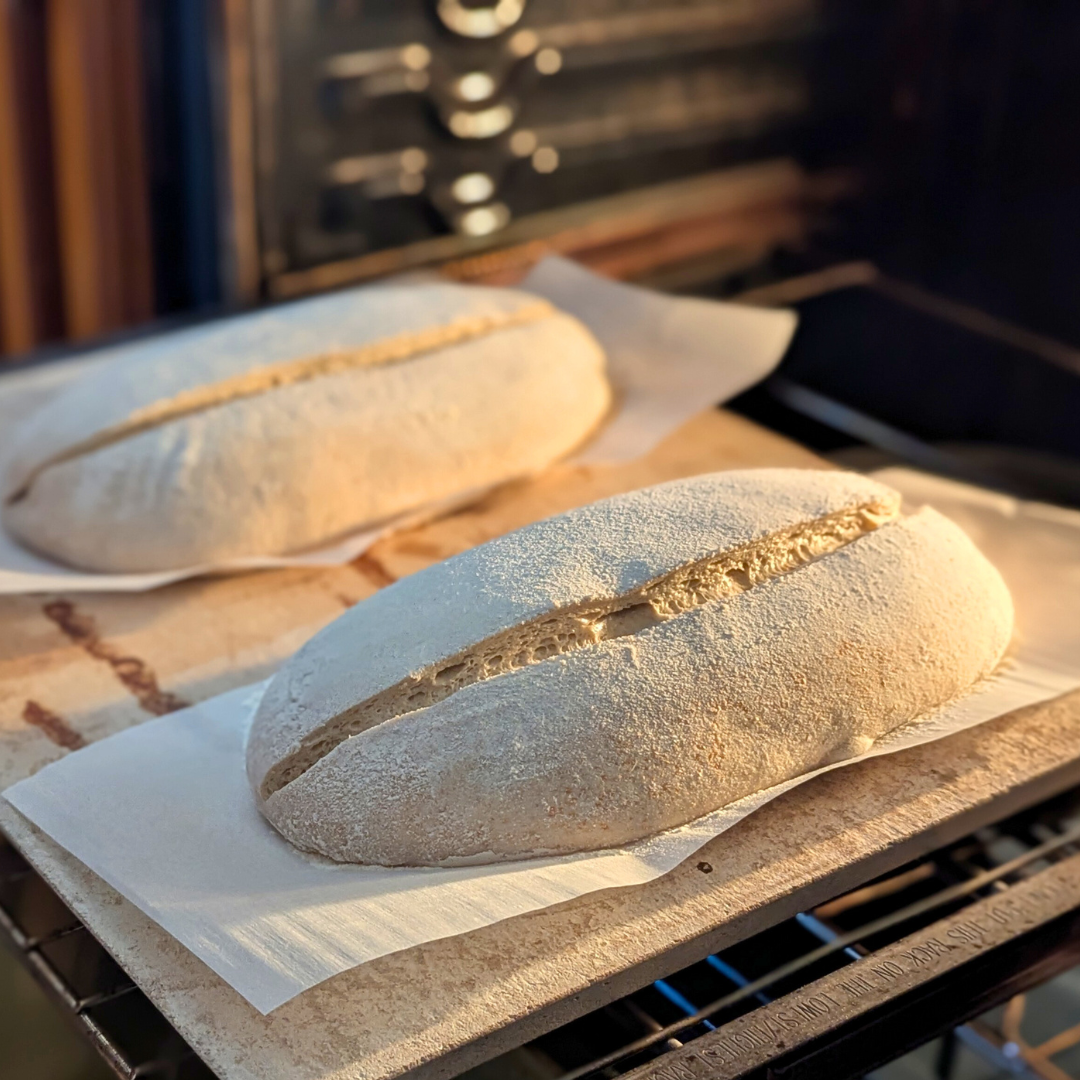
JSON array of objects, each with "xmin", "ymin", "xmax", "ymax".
[
  {"xmin": 247, "ymin": 470, "xmax": 1013, "ymax": 866},
  {"xmin": 2, "ymin": 285, "xmax": 609, "ymax": 572}
]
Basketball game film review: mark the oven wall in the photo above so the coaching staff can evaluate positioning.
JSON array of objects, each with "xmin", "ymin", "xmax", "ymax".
[{"xmin": 846, "ymin": 0, "xmax": 1080, "ymax": 349}]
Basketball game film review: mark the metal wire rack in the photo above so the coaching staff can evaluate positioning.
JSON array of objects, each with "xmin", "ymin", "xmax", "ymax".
[
  {"xmin": 0, "ymin": 836, "xmax": 214, "ymax": 1080},
  {"xmin": 463, "ymin": 786, "xmax": 1080, "ymax": 1080},
  {"xmin": 4, "ymin": 788, "xmax": 1080, "ymax": 1080}
]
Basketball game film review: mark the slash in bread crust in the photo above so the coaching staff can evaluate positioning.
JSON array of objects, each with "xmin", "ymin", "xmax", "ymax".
[
  {"xmin": 5, "ymin": 300, "xmax": 554, "ymax": 503},
  {"xmin": 259, "ymin": 499, "xmax": 894, "ymax": 797}
]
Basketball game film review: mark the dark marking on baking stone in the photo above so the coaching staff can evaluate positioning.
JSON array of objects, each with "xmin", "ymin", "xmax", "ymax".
[
  {"xmin": 697, "ymin": 861, "xmax": 713, "ymax": 874},
  {"xmin": 42, "ymin": 600, "xmax": 190, "ymax": 716},
  {"xmin": 352, "ymin": 552, "xmax": 396, "ymax": 589},
  {"xmin": 22, "ymin": 701, "xmax": 86, "ymax": 750}
]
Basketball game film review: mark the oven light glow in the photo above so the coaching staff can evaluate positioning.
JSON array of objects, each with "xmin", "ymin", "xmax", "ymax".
[
  {"xmin": 452, "ymin": 173, "xmax": 496, "ymax": 204},
  {"xmin": 455, "ymin": 72, "xmax": 497, "ymax": 102},
  {"xmin": 459, "ymin": 203, "xmax": 510, "ymax": 236},
  {"xmin": 449, "ymin": 104, "xmax": 515, "ymax": 139},
  {"xmin": 535, "ymin": 48, "xmax": 562, "ymax": 76},
  {"xmin": 531, "ymin": 147, "xmax": 559, "ymax": 173}
]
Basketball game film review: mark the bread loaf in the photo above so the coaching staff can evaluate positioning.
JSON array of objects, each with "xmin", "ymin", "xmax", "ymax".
[
  {"xmin": 1, "ymin": 284, "xmax": 610, "ymax": 571},
  {"xmin": 247, "ymin": 469, "xmax": 1013, "ymax": 866}
]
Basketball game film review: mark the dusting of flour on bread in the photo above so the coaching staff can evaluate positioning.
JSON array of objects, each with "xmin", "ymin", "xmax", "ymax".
[
  {"xmin": 2, "ymin": 285, "xmax": 609, "ymax": 572},
  {"xmin": 247, "ymin": 470, "xmax": 1014, "ymax": 866}
]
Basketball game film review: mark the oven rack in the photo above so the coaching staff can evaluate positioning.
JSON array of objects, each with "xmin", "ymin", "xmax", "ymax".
[
  {"xmin": 5, "ymin": 787, "xmax": 1080, "ymax": 1080},
  {"xmin": 0, "ymin": 835, "xmax": 215, "ymax": 1080},
  {"xmin": 468, "ymin": 787, "xmax": 1080, "ymax": 1080}
]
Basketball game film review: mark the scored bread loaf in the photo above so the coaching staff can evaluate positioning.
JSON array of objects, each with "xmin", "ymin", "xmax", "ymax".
[
  {"xmin": 247, "ymin": 469, "xmax": 1014, "ymax": 867},
  {"xmin": 1, "ymin": 283, "xmax": 610, "ymax": 572}
]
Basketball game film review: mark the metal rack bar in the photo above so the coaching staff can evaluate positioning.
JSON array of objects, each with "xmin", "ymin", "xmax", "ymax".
[
  {"xmin": 0, "ymin": 832, "xmax": 215, "ymax": 1080},
  {"xmin": 558, "ymin": 822, "xmax": 1080, "ymax": 1080},
  {"xmin": 5, "ymin": 767, "xmax": 1080, "ymax": 1080},
  {"xmin": 622, "ymin": 851, "xmax": 1080, "ymax": 1080}
]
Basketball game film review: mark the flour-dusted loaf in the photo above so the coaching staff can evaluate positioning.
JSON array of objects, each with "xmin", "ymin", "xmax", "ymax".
[
  {"xmin": 246, "ymin": 469, "xmax": 1014, "ymax": 866},
  {"xmin": 1, "ymin": 284, "xmax": 610, "ymax": 572}
]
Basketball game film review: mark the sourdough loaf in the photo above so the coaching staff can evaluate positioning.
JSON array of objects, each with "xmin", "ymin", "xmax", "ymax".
[
  {"xmin": 247, "ymin": 469, "xmax": 1014, "ymax": 866},
  {"xmin": 1, "ymin": 284, "xmax": 610, "ymax": 571}
]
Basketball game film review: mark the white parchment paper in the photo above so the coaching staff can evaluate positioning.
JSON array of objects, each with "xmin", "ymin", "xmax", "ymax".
[
  {"xmin": 6, "ymin": 467, "xmax": 1080, "ymax": 1013},
  {"xmin": 0, "ymin": 257, "xmax": 796, "ymax": 594}
]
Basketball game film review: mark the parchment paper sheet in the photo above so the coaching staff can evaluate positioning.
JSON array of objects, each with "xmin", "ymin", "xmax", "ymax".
[
  {"xmin": 6, "ymin": 467, "xmax": 1080, "ymax": 1013},
  {"xmin": 0, "ymin": 257, "xmax": 796, "ymax": 593}
]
